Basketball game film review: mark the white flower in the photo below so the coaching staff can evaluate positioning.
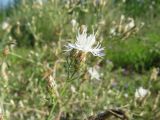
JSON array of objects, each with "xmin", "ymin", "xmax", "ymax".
[
  {"xmin": 65, "ymin": 27, "xmax": 104, "ymax": 57},
  {"xmin": 2, "ymin": 21, "xmax": 9, "ymax": 30},
  {"xmin": 88, "ymin": 67, "xmax": 100, "ymax": 80},
  {"xmin": 71, "ymin": 19, "xmax": 77, "ymax": 27},
  {"xmin": 120, "ymin": 15, "xmax": 125, "ymax": 21},
  {"xmin": 110, "ymin": 27, "xmax": 116, "ymax": 36},
  {"xmin": 125, "ymin": 18, "xmax": 135, "ymax": 31},
  {"xmin": 124, "ymin": 93, "xmax": 128, "ymax": 98},
  {"xmin": 36, "ymin": 0, "xmax": 43, "ymax": 6},
  {"xmin": 135, "ymin": 87, "xmax": 149, "ymax": 99}
]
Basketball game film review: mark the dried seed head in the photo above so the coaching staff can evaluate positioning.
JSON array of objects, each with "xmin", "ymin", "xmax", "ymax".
[
  {"xmin": 150, "ymin": 67, "xmax": 159, "ymax": 81},
  {"xmin": 1, "ymin": 62, "xmax": 8, "ymax": 81},
  {"xmin": 65, "ymin": 26, "xmax": 104, "ymax": 57},
  {"xmin": 2, "ymin": 46, "xmax": 10, "ymax": 57}
]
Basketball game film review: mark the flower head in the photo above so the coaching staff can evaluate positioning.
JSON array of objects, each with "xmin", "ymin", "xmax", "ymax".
[
  {"xmin": 2, "ymin": 21, "xmax": 9, "ymax": 30},
  {"xmin": 135, "ymin": 87, "xmax": 149, "ymax": 99},
  {"xmin": 65, "ymin": 27, "xmax": 104, "ymax": 57},
  {"xmin": 88, "ymin": 66, "xmax": 100, "ymax": 80}
]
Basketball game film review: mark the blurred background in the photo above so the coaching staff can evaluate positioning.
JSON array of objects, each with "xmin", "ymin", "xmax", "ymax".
[
  {"xmin": 0, "ymin": 0, "xmax": 160, "ymax": 120},
  {"xmin": 0, "ymin": 0, "xmax": 15, "ymax": 9},
  {"xmin": 0, "ymin": 0, "xmax": 159, "ymax": 70}
]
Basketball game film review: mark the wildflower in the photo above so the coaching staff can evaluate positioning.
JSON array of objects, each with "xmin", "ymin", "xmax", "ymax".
[
  {"xmin": 71, "ymin": 19, "xmax": 77, "ymax": 27},
  {"xmin": 140, "ymin": 22, "xmax": 145, "ymax": 27},
  {"xmin": 1, "ymin": 21, "xmax": 9, "ymax": 30},
  {"xmin": 120, "ymin": 15, "xmax": 125, "ymax": 21},
  {"xmin": 65, "ymin": 27, "xmax": 104, "ymax": 57},
  {"xmin": 19, "ymin": 101, "xmax": 24, "ymax": 108},
  {"xmin": 110, "ymin": 27, "xmax": 116, "ymax": 36},
  {"xmin": 71, "ymin": 85, "xmax": 76, "ymax": 93},
  {"xmin": 135, "ymin": 87, "xmax": 149, "ymax": 99},
  {"xmin": 88, "ymin": 67, "xmax": 100, "ymax": 80}
]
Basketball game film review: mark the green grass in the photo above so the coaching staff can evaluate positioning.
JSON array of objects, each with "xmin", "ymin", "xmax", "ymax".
[{"xmin": 106, "ymin": 33, "xmax": 160, "ymax": 71}]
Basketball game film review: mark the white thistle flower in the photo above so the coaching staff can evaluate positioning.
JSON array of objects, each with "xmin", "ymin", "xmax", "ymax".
[
  {"xmin": 124, "ymin": 93, "xmax": 128, "ymax": 98},
  {"xmin": 65, "ymin": 27, "xmax": 104, "ymax": 57},
  {"xmin": 88, "ymin": 67, "xmax": 100, "ymax": 80},
  {"xmin": 0, "ymin": 106, "xmax": 3, "ymax": 115},
  {"xmin": 128, "ymin": 19, "xmax": 135, "ymax": 28},
  {"xmin": 135, "ymin": 87, "xmax": 149, "ymax": 99},
  {"xmin": 110, "ymin": 27, "xmax": 116, "ymax": 36},
  {"xmin": 2, "ymin": 21, "xmax": 9, "ymax": 30}
]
